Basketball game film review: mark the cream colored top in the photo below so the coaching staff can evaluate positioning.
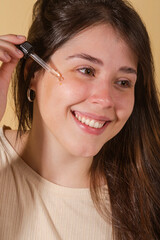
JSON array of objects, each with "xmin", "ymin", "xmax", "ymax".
[{"xmin": 0, "ymin": 127, "xmax": 112, "ymax": 240}]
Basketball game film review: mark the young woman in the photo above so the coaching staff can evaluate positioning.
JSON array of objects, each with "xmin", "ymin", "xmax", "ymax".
[{"xmin": 0, "ymin": 0, "xmax": 160, "ymax": 239}]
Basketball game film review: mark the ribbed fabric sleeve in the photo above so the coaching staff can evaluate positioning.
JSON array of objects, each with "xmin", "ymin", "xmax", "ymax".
[{"xmin": 0, "ymin": 126, "xmax": 113, "ymax": 240}]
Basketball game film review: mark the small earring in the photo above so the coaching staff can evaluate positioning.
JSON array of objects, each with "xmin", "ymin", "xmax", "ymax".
[{"xmin": 27, "ymin": 88, "xmax": 35, "ymax": 102}]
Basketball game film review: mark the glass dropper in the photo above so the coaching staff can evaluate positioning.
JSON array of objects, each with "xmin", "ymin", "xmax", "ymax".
[{"xmin": 16, "ymin": 41, "xmax": 63, "ymax": 81}]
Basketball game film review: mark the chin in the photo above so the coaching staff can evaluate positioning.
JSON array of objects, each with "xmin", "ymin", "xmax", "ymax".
[{"xmin": 71, "ymin": 145, "xmax": 103, "ymax": 158}]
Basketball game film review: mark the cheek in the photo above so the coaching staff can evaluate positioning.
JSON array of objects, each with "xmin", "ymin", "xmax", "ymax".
[
  {"xmin": 115, "ymin": 91, "xmax": 135, "ymax": 122},
  {"xmin": 55, "ymin": 73, "xmax": 91, "ymax": 104},
  {"xmin": 58, "ymin": 71, "xmax": 92, "ymax": 100},
  {"xmin": 108, "ymin": 93, "xmax": 135, "ymax": 140},
  {"xmin": 36, "ymin": 72, "xmax": 90, "ymax": 113}
]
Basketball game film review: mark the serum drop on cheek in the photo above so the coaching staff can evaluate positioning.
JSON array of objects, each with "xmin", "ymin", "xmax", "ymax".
[{"xmin": 16, "ymin": 41, "xmax": 64, "ymax": 82}]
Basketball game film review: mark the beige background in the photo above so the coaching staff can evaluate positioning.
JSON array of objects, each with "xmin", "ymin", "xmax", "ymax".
[{"xmin": 0, "ymin": 0, "xmax": 160, "ymax": 129}]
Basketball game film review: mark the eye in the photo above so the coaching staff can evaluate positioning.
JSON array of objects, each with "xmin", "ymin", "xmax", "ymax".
[
  {"xmin": 116, "ymin": 80, "xmax": 132, "ymax": 88},
  {"xmin": 78, "ymin": 67, "xmax": 95, "ymax": 77}
]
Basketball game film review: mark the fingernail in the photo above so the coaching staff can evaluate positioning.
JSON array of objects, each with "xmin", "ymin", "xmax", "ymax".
[
  {"xmin": 16, "ymin": 49, "xmax": 23, "ymax": 55},
  {"xmin": 4, "ymin": 52, "xmax": 11, "ymax": 60},
  {"xmin": 17, "ymin": 35, "xmax": 25, "ymax": 39}
]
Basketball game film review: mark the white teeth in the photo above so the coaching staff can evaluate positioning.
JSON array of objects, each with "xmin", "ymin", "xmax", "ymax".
[
  {"xmin": 81, "ymin": 117, "xmax": 86, "ymax": 123},
  {"xmin": 94, "ymin": 122, "xmax": 99, "ymax": 128},
  {"xmin": 74, "ymin": 113, "xmax": 105, "ymax": 129},
  {"xmin": 89, "ymin": 120, "xmax": 95, "ymax": 127},
  {"xmin": 78, "ymin": 116, "xmax": 82, "ymax": 121},
  {"xmin": 85, "ymin": 119, "xmax": 90, "ymax": 125}
]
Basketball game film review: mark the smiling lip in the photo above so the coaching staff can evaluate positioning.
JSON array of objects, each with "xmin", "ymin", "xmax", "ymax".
[
  {"xmin": 71, "ymin": 110, "xmax": 111, "ymax": 135},
  {"xmin": 73, "ymin": 110, "xmax": 111, "ymax": 122}
]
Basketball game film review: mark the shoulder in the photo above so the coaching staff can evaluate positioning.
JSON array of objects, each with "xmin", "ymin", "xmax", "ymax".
[
  {"xmin": 0, "ymin": 126, "xmax": 26, "ymax": 169},
  {"xmin": 0, "ymin": 126, "xmax": 11, "ymax": 168},
  {"xmin": 0, "ymin": 125, "xmax": 19, "ymax": 153},
  {"xmin": 3, "ymin": 126, "xmax": 18, "ymax": 148},
  {"xmin": 3, "ymin": 125, "xmax": 28, "ymax": 154}
]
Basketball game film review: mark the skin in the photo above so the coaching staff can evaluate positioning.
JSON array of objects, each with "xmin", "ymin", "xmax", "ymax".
[
  {"xmin": 1, "ymin": 24, "xmax": 137, "ymax": 188},
  {"xmin": 0, "ymin": 34, "xmax": 25, "ymax": 120}
]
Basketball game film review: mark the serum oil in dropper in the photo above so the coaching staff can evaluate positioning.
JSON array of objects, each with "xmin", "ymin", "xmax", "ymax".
[{"xmin": 16, "ymin": 41, "xmax": 63, "ymax": 82}]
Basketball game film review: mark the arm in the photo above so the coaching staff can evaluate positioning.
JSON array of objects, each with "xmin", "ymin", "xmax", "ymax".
[{"xmin": 0, "ymin": 34, "xmax": 26, "ymax": 121}]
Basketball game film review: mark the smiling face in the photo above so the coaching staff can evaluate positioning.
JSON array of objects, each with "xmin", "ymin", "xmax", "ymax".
[{"xmin": 31, "ymin": 24, "xmax": 137, "ymax": 157}]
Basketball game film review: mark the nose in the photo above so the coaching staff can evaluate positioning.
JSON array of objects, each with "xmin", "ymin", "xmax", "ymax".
[{"xmin": 88, "ymin": 83, "xmax": 114, "ymax": 109}]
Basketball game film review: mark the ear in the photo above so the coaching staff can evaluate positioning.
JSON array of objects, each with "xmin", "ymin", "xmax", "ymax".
[
  {"xmin": 29, "ymin": 71, "xmax": 40, "ymax": 91},
  {"xmin": 24, "ymin": 58, "xmax": 33, "ymax": 80},
  {"xmin": 24, "ymin": 58, "xmax": 41, "ymax": 91}
]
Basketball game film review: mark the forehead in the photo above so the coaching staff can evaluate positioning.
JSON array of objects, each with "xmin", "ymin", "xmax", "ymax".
[
  {"xmin": 61, "ymin": 24, "xmax": 121, "ymax": 48},
  {"xmin": 53, "ymin": 24, "xmax": 137, "ymax": 67}
]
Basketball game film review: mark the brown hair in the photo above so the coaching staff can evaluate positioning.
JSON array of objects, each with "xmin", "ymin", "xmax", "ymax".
[{"xmin": 13, "ymin": 0, "xmax": 160, "ymax": 239}]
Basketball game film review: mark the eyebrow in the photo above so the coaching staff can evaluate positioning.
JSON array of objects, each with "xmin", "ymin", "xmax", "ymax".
[
  {"xmin": 119, "ymin": 66, "xmax": 137, "ymax": 76},
  {"xmin": 66, "ymin": 53, "xmax": 137, "ymax": 75},
  {"xmin": 66, "ymin": 53, "xmax": 103, "ymax": 65}
]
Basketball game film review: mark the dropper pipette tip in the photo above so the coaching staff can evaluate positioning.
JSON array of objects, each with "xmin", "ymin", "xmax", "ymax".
[{"xmin": 16, "ymin": 41, "xmax": 64, "ymax": 82}]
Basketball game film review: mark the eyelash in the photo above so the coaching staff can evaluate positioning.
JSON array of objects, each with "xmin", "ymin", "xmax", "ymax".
[
  {"xmin": 77, "ymin": 67, "xmax": 95, "ymax": 77},
  {"xmin": 115, "ymin": 80, "xmax": 133, "ymax": 88},
  {"xmin": 77, "ymin": 67, "xmax": 133, "ymax": 88}
]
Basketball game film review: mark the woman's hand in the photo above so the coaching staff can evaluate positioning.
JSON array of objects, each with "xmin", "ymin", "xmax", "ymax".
[{"xmin": 0, "ymin": 34, "xmax": 26, "ymax": 121}]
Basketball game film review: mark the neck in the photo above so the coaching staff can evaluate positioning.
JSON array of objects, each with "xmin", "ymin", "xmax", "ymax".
[{"xmin": 21, "ymin": 121, "xmax": 93, "ymax": 188}]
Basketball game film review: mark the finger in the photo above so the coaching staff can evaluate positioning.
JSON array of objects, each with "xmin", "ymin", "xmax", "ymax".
[
  {"xmin": 0, "ymin": 60, "xmax": 18, "ymax": 120},
  {"xmin": 0, "ymin": 50, "xmax": 11, "ymax": 62},
  {"xmin": 0, "ymin": 39, "xmax": 24, "ymax": 60},
  {"xmin": 0, "ymin": 59, "xmax": 19, "ymax": 87},
  {"xmin": 0, "ymin": 34, "xmax": 26, "ymax": 44}
]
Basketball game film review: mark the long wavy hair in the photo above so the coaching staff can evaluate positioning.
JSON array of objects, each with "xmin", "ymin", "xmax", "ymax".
[{"xmin": 13, "ymin": 0, "xmax": 160, "ymax": 239}]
